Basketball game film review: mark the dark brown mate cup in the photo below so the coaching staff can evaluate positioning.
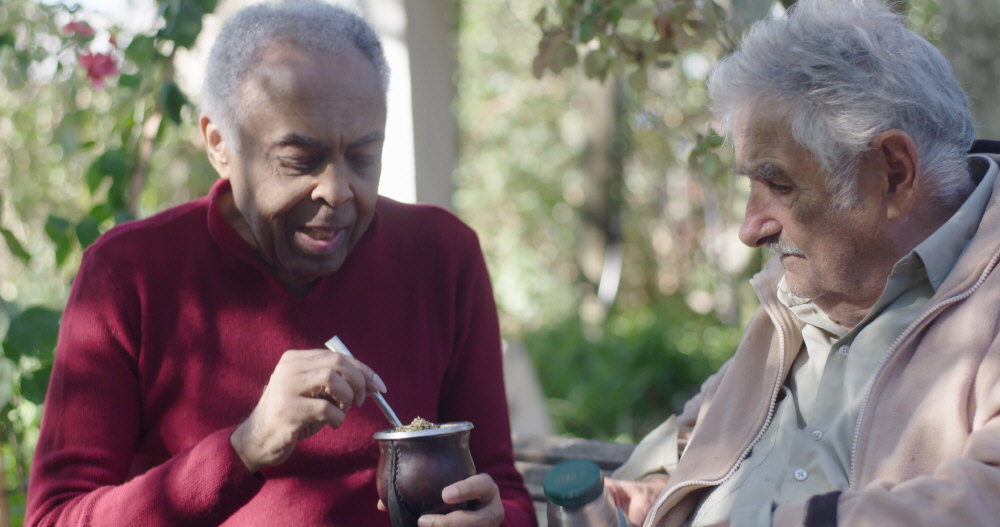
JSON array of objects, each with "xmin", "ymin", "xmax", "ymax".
[{"xmin": 373, "ymin": 421, "xmax": 476, "ymax": 527}]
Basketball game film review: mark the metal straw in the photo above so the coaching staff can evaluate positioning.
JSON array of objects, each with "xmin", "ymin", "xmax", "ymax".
[{"xmin": 324, "ymin": 336, "xmax": 404, "ymax": 428}]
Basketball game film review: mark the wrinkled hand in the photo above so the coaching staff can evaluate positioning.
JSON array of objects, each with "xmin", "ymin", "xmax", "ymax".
[
  {"xmin": 377, "ymin": 473, "xmax": 504, "ymax": 527},
  {"xmin": 604, "ymin": 475, "xmax": 669, "ymax": 527},
  {"xmin": 230, "ymin": 348, "xmax": 386, "ymax": 473}
]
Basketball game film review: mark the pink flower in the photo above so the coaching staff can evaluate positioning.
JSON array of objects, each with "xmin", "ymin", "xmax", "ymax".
[
  {"xmin": 77, "ymin": 52, "xmax": 119, "ymax": 88},
  {"xmin": 62, "ymin": 21, "xmax": 95, "ymax": 39}
]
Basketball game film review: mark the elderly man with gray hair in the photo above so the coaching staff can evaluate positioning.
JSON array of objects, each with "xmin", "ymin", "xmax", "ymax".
[
  {"xmin": 26, "ymin": 1, "xmax": 534, "ymax": 526},
  {"xmin": 605, "ymin": 1, "xmax": 1000, "ymax": 526}
]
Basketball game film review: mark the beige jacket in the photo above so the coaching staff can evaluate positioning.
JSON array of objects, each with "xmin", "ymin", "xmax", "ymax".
[{"xmin": 616, "ymin": 154, "xmax": 1000, "ymax": 527}]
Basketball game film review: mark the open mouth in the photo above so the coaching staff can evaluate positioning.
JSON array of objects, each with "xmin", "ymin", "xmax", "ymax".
[
  {"xmin": 301, "ymin": 226, "xmax": 335, "ymax": 241},
  {"xmin": 295, "ymin": 225, "xmax": 346, "ymax": 255}
]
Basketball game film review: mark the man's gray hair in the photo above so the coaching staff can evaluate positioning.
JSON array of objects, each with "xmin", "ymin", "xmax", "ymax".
[
  {"xmin": 708, "ymin": 0, "xmax": 974, "ymax": 209},
  {"xmin": 200, "ymin": 0, "xmax": 390, "ymax": 151}
]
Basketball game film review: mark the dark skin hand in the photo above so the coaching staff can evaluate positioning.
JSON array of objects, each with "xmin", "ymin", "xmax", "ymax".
[
  {"xmin": 230, "ymin": 348, "xmax": 386, "ymax": 473},
  {"xmin": 377, "ymin": 473, "xmax": 505, "ymax": 527}
]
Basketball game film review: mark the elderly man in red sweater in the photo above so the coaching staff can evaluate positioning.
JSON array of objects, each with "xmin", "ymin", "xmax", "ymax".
[{"xmin": 25, "ymin": 2, "xmax": 534, "ymax": 526}]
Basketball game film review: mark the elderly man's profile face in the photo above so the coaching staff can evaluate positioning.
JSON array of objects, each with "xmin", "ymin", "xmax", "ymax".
[
  {"xmin": 734, "ymin": 104, "xmax": 896, "ymax": 311},
  {"xmin": 212, "ymin": 42, "xmax": 387, "ymax": 290}
]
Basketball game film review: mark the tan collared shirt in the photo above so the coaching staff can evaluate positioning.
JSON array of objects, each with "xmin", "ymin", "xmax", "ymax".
[{"xmin": 689, "ymin": 158, "xmax": 997, "ymax": 527}]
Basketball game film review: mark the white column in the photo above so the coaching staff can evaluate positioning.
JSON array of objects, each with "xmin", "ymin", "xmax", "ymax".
[{"xmin": 361, "ymin": 0, "xmax": 418, "ymax": 204}]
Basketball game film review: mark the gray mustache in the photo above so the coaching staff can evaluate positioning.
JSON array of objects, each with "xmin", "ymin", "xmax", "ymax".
[{"xmin": 768, "ymin": 240, "xmax": 805, "ymax": 257}]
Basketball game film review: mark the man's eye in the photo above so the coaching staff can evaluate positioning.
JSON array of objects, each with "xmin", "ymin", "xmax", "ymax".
[
  {"xmin": 279, "ymin": 157, "xmax": 320, "ymax": 172},
  {"xmin": 767, "ymin": 181, "xmax": 793, "ymax": 194},
  {"xmin": 348, "ymin": 154, "xmax": 374, "ymax": 172}
]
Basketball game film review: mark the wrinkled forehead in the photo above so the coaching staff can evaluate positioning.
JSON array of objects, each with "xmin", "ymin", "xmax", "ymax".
[
  {"xmin": 247, "ymin": 42, "xmax": 377, "ymax": 95},
  {"xmin": 733, "ymin": 103, "xmax": 795, "ymax": 167},
  {"xmin": 232, "ymin": 42, "xmax": 386, "ymax": 130}
]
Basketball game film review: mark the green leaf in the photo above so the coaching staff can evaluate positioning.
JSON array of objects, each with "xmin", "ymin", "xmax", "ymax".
[
  {"xmin": 706, "ymin": 128, "xmax": 724, "ymax": 148},
  {"xmin": 125, "ymin": 35, "xmax": 157, "ymax": 65},
  {"xmin": 75, "ymin": 216, "xmax": 102, "ymax": 248},
  {"xmin": 606, "ymin": 6, "xmax": 624, "ymax": 23},
  {"xmin": 1, "ymin": 228, "xmax": 30, "ymax": 263},
  {"xmin": 118, "ymin": 73, "xmax": 142, "ymax": 89},
  {"xmin": 86, "ymin": 149, "xmax": 130, "ymax": 194},
  {"xmin": 20, "ymin": 361, "xmax": 53, "ymax": 405},
  {"xmin": 193, "ymin": 0, "xmax": 219, "ymax": 13},
  {"xmin": 583, "ymin": 49, "xmax": 607, "ymax": 80},
  {"xmin": 551, "ymin": 42, "xmax": 579, "ymax": 73},
  {"xmin": 0, "ymin": 358, "xmax": 14, "ymax": 409},
  {"xmin": 2, "ymin": 307, "xmax": 61, "ymax": 362},
  {"xmin": 55, "ymin": 238, "xmax": 75, "ymax": 266},
  {"xmin": 578, "ymin": 15, "xmax": 597, "ymax": 43},
  {"xmin": 534, "ymin": 6, "xmax": 547, "ymax": 26},
  {"xmin": 44, "ymin": 216, "xmax": 73, "ymax": 245},
  {"xmin": 628, "ymin": 67, "xmax": 647, "ymax": 93},
  {"xmin": 160, "ymin": 81, "xmax": 189, "ymax": 124},
  {"xmin": 88, "ymin": 202, "xmax": 114, "ymax": 224},
  {"xmin": 159, "ymin": 1, "xmax": 205, "ymax": 48}
]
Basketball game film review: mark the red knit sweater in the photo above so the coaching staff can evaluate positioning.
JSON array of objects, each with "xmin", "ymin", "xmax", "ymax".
[{"xmin": 26, "ymin": 180, "xmax": 536, "ymax": 526}]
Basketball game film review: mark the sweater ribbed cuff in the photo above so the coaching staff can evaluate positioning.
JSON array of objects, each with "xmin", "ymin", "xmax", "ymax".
[{"xmin": 803, "ymin": 491, "xmax": 841, "ymax": 527}]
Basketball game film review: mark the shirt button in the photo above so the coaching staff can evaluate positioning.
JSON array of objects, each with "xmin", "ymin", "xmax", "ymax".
[
  {"xmin": 838, "ymin": 345, "xmax": 849, "ymax": 357},
  {"xmin": 811, "ymin": 429, "xmax": 823, "ymax": 441},
  {"xmin": 794, "ymin": 468, "xmax": 809, "ymax": 481}
]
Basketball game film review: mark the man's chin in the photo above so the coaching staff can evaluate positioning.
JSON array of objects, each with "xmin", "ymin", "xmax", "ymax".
[
  {"xmin": 783, "ymin": 274, "xmax": 818, "ymax": 301},
  {"xmin": 279, "ymin": 253, "xmax": 348, "ymax": 283}
]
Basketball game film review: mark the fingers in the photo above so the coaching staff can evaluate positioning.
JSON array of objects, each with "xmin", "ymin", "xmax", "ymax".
[
  {"xmin": 279, "ymin": 348, "xmax": 385, "ymax": 410},
  {"xmin": 230, "ymin": 347, "xmax": 386, "ymax": 474},
  {"xmin": 440, "ymin": 473, "xmax": 498, "ymax": 504},
  {"xmin": 417, "ymin": 474, "xmax": 504, "ymax": 527},
  {"xmin": 604, "ymin": 476, "xmax": 668, "ymax": 526}
]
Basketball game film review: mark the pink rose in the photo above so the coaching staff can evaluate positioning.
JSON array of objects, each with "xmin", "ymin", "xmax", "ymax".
[
  {"xmin": 62, "ymin": 21, "xmax": 95, "ymax": 39},
  {"xmin": 77, "ymin": 52, "xmax": 119, "ymax": 88}
]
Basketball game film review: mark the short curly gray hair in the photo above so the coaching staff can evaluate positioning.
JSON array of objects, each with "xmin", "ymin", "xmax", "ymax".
[
  {"xmin": 200, "ymin": 0, "xmax": 390, "ymax": 151},
  {"xmin": 708, "ymin": 0, "xmax": 974, "ymax": 209}
]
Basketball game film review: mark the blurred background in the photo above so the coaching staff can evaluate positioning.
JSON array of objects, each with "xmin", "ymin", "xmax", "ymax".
[{"xmin": 1, "ymin": 0, "xmax": 996, "ymax": 523}]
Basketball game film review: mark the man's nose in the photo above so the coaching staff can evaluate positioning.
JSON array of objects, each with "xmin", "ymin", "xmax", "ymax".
[
  {"xmin": 738, "ymin": 189, "xmax": 781, "ymax": 247},
  {"xmin": 312, "ymin": 162, "xmax": 353, "ymax": 207}
]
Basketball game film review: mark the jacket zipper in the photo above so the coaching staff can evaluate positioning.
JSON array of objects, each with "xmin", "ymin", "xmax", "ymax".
[
  {"xmin": 848, "ymin": 246, "xmax": 1000, "ymax": 488},
  {"xmin": 643, "ymin": 283, "xmax": 789, "ymax": 527}
]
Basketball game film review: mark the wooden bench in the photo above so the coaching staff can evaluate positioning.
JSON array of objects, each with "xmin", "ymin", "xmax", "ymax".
[{"xmin": 513, "ymin": 435, "xmax": 636, "ymax": 525}]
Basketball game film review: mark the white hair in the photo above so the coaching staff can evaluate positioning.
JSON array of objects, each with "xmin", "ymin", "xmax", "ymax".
[
  {"xmin": 708, "ymin": 0, "xmax": 974, "ymax": 209},
  {"xmin": 200, "ymin": 0, "xmax": 390, "ymax": 151}
]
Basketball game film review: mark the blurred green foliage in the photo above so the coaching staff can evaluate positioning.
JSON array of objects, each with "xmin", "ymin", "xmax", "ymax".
[
  {"xmin": 1, "ymin": 0, "xmax": 216, "ymax": 522},
  {"xmin": 454, "ymin": 0, "xmax": 765, "ymax": 446},
  {"xmin": 524, "ymin": 300, "xmax": 742, "ymax": 442}
]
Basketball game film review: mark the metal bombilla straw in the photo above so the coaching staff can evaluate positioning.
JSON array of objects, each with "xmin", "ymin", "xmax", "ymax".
[{"xmin": 325, "ymin": 336, "xmax": 404, "ymax": 428}]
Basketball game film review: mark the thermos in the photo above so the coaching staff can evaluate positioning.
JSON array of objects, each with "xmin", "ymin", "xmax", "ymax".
[{"xmin": 544, "ymin": 459, "xmax": 632, "ymax": 527}]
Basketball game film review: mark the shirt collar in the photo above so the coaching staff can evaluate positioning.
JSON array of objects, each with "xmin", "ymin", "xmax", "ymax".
[{"xmin": 913, "ymin": 154, "xmax": 998, "ymax": 290}]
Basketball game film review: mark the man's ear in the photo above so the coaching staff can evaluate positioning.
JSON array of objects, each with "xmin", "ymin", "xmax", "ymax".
[
  {"xmin": 874, "ymin": 129, "xmax": 919, "ymax": 221},
  {"xmin": 200, "ymin": 115, "xmax": 231, "ymax": 179}
]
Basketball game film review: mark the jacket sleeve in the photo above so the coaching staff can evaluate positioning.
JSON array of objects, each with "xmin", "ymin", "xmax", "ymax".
[
  {"xmin": 772, "ymin": 344, "xmax": 1000, "ymax": 526},
  {"xmin": 25, "ymin": 248, "xmax": 264, "ymax": 527},
  {"xmin": 437, "ymin": 233, "xmax": 537, "ymax": 527},
  {"xmin": 612, "ymin": 359, "xmax": 733, "ymax": 481}
]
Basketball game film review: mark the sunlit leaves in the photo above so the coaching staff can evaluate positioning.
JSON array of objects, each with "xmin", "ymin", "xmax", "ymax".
[{"xmin": 533, "ymin": 0, "xmax": 734, "ymax": 83}]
